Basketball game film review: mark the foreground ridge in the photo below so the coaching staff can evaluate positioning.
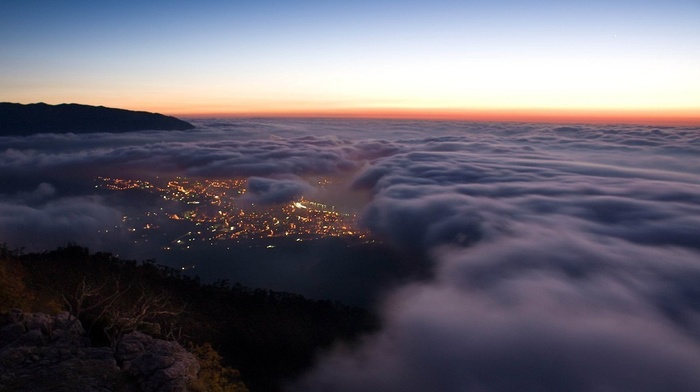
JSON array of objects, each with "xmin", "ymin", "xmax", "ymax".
[{"xmin": 0, "ymin": 309, "xmax": 200, "ymax": 392}]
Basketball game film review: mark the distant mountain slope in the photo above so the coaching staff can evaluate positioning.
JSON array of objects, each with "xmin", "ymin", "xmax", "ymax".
[{"xmin": 0, "ymin": 102, "xmax": 194, "ymax": 135}]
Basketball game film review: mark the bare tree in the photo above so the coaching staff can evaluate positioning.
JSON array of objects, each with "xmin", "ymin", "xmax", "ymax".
[
  {"xmin": 102, "ymin": 285, "xmax": 186, "ymax": 345},
  {"xmin": 62, "ymin": 275, "xmax": 124, "ymax": 321},
  {"xmin": 63, "ymin": 275, "xmax": 185, "ymax": 345}
]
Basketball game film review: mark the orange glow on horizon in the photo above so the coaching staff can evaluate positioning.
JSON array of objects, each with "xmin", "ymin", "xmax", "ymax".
[
  {"xmin": 173, "ymin": 107, "xmax": 700, "ymax": 127},
  {"xmin": 25, "ymin": 99, "xmax": 696, "ymax": 127}
]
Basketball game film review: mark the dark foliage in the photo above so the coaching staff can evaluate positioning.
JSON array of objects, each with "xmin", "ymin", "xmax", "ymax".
[{"xmin": 0, "ymin": 243, "xmax": 378, "ymax": 392}]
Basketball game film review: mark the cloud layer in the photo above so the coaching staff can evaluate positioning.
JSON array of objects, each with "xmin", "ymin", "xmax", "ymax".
[
  {"xmin": 288, "ymin": 122, "xmax": 700, "ymax": 391},
  {"xmin": 2, "ymin": 119, "xmax": 700, "ymax": 390},
  {"xmin": 0, "ymin": 185, "xmax": 123, "ymax": 250}
]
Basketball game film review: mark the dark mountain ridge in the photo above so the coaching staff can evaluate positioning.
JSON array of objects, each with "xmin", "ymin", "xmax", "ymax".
[{"xmin": 0, "ymin": 102, "xmax": 194, "ymax": 135}]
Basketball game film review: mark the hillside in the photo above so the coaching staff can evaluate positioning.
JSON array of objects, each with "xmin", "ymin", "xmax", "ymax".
[
  {"xmin": 0, "ymin": 244, "xmax": 377, "ymax": 392},
  {"xmin": 0, "ymin": 102, "xmax": 194, "ymax": 135}
]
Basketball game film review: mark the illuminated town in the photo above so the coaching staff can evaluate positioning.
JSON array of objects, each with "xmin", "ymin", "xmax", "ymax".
[{"xmin": 96, "ymin": 176, "xmax": 369, "ymax": 248}]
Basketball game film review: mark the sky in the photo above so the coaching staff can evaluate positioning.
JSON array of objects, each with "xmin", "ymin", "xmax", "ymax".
[{"xmin": 1, "ymin": 0, "xmax": 699, "ymax": 123}]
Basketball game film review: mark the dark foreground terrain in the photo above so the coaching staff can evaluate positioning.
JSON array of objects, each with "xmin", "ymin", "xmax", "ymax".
[{"xmin": 0, "ymin": 244, "xmax": 377, "ymax": 392}]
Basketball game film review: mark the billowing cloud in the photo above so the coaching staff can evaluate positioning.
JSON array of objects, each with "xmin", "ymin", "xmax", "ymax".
[
  {"xmin": 0, "ymin": 194, "xmax": 123, "ymax": 251},
  {"xmin": 13, "ymin": 182, "xmax": 57, "ymax": 203},
  {"xmin": 2, "ymin": 118, "xmax": 700, "ymax": 390},
  {"xmin": 243, "ymin": 176, "xmax": 313, "ymax": 205},
  {"xmin": 0, "ymin": 122, "xmax": 384, "ymax": 184},
  {"xmin": 288, "ymin": 122, "xmax": 700, "ymax": 391},
  {"xmin": 291, "ymin": 232, "xmax": 700, "ymax": 391}
]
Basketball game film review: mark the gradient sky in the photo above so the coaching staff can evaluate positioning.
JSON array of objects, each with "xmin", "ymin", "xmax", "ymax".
[{"xmin": 1, "ymin": 0, "xmax": 699, "ymax": 123}]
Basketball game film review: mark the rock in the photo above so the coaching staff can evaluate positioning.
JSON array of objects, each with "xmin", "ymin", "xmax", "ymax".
[
  {"xmin": 53, "ymin": 311, "xmax": 84, "ymax": 334},
  {"xmin": 1, "ymin": 311, "xmax": 202, "ymax": 391},
  {"xmin": 6, "ymin": 308, "xmax": 23, "ymax": 323},
  {"xmin": 84, "ymin": 347, "xmax": 116, "ymax": 361},
  {"xmin": 19, "ymin": 329, "xmax": 44, "ymax": 346},
  {"xmin": 24, "ymin": 312, "xmax": 52, "ymax": 333},
  {"xmin": 0, "ymin": 310, "xmax": 120, "ymax": 391},
  {"xmin": 0, "ymin": 322, "xmax": 25, "ymax": 345},
  {"xmin": 117, "ymin": 331, "xmax": 200, "ymax": 392}
]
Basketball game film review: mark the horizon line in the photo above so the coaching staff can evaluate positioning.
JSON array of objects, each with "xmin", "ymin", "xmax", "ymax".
[
  {"xmin": 5, "ymin": 101, "xmax": 699, "ymax": 127},
  {"xmin": 173, "ymin": 108, "xmax": 700, "ymax": 127}
]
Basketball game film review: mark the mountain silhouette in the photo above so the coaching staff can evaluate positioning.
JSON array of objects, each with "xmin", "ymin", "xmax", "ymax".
[{"xmin": 0, "ymin": 102, "xmax": 194, "ymax": 135}]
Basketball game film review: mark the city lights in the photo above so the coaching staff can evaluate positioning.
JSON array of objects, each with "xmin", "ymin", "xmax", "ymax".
[{"xmin": 96, "ymin": 176, "xmax": 369, "ymax": 245}]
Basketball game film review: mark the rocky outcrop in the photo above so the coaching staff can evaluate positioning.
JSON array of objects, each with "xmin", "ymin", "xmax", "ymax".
[
  {"xmin": 0, "ymin": 309, "xmax": 119, "ymax": 391},
  {"xmin": 0, "ymin": 102, "xmax": 195, "ymax": 135},
  {"xmin": 0, "ymin": 310, "xmax": 199, "ymax": 392},
  {"xmin": 116, "ymin": 331, "xmax": 199, "ymax": 392}
]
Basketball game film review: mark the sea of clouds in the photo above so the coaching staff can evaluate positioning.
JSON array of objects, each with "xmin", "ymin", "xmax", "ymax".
[{"xmin": 2, "ymin": 118, "xmax": 700, "ymax": 390}]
